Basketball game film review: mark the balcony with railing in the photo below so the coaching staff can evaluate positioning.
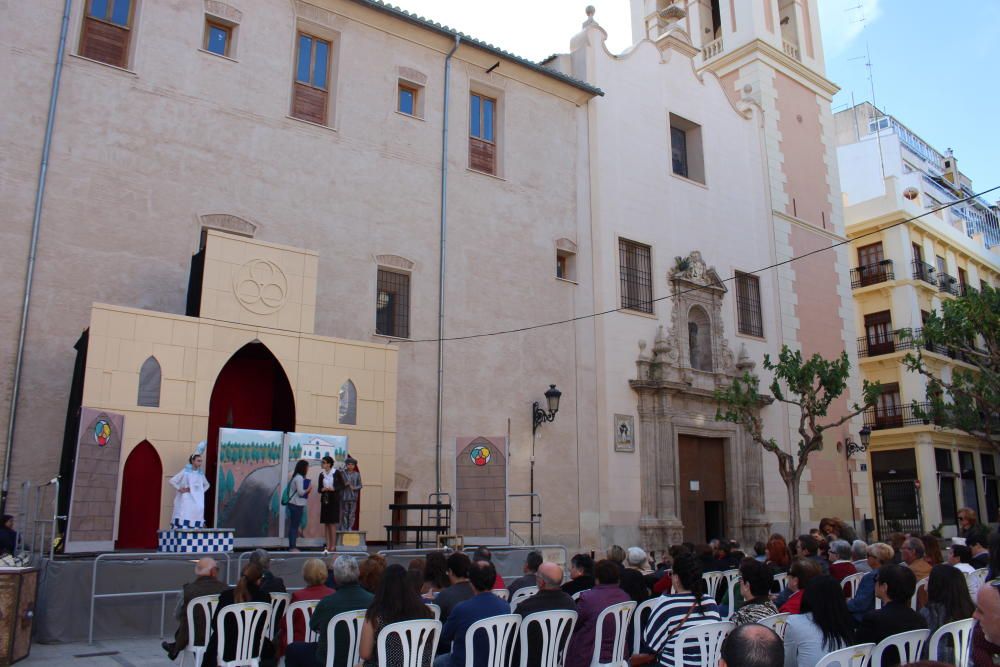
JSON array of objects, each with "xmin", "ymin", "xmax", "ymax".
[
  {"xmin": 702, "ymin": 37, "xmax": 724, "ymax": 60},
  {"xmin": 782, "ymin": 40, "xmax": 801, "ymax": 60},
  {"xmin": 937, "ymin": 272, "xmax": 959, "ymax": 296},
  {"xmin": 864, "ymin": 402, "xmax": 937, "ymax": 431},
  {"xmin": 851, "ymin": 260, "xmax": 895, "ymax": 289},
  {"xmin": 857, "ymin": 328, "xmax": 918, "ymax": 358},
  {"xmin": 912, "ymin": 260, "xmax": 936, "ymax": 286}
]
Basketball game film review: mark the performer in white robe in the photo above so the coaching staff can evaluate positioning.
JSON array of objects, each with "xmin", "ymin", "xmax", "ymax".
[{"xmin": 169, "ymin": 442, "xmax": 210, "ymax": 528}]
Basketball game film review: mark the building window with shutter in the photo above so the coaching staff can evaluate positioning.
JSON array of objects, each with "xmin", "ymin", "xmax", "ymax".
[
  {"xmin": 619, "ymin": 239, "xmax": 653, "ymax": 314},
  {"xmin": 79, "ymin": 0, "xmax": 135, "ymax": 68},
  {"xmin": 291, "ymin": 32, "xmax": 331, "ymax": 125},
  {"xmin": 469, "ymin": 93, "xmax": 497, "ymax": 175},
  {"xmin": 376, "ymin": 269, "xmax": 410, "ymax": 339},
  {"xmin": 735, "ymin": 272, "xmax": 764, "ymax": 337}
]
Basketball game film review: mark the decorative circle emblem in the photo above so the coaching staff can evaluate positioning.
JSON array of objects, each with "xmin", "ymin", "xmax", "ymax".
[
  {"xmin": 470, "ymin": 445, "xmax": 491, "ymax": 467},
  {"xmin": 233, "ymin": 259, "xmax": 288, "ymax": 315},
  {"xmin": 94, "ymin": 419, "xmax": 112, "ymax": 447}
]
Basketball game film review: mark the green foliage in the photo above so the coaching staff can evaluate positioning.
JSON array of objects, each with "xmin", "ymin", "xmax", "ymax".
[{"xmin": 903, "ymin": 284, "xmax": 1000, "ymax": 449}]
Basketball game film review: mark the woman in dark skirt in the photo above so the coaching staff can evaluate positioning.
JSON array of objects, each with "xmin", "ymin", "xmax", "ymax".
[{"xmin": 318, "ymin": 455, "xmax": 341, "ymax": 551}]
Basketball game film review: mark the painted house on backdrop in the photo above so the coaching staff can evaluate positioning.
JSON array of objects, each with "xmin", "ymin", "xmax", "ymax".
[
  {"xmin": 835, "ymin": 102, "xmax": 1000, "ymax": 538},
  {"xmin": 1, "ymin": 0, "xmax": 600, "ymax": 549},
  {"xmin": 543, "ymin": 0, "xmax": 868, "ymax": 545}
]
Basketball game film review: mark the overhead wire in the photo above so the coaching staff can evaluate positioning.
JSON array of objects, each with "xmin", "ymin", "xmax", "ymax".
[{"xmin": 400, "ymin": 184, "xmax": 1000, "ymax": 344}]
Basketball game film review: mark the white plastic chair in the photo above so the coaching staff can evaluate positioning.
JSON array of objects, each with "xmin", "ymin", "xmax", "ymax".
[
  {"xmin": 756, "ymin": 612, "xmax": 790, "ymax": 639},
  {"xmin": 324, "ymin": 609, "xmax": 367, "ymax": 667},
  {"xmin": 969, "ymin": 568, "xmax": 989, "ymax": 588},
  {"xmin": 870, "ymin": 628, "xmax": 930, "ymax": 667},
  {"xmin": 426, "ymin": 603, "xmax": 441, "ymax": 620},
  {"xmin": 492, "ymin": 588, "xmax": 510, "ymax": 601},
  {"xmin": 215, "ymin": 602, "xmax": 271, "ymax": 667},
  {"xmin": 842, "ymin": 572, "xmax": 865, "ymax": 598},
  {"xmin": 773, "ymin": 573, "xmax": 788, "ymax": 591},
  {"xmin": 720, "ymin": 570, "xmax": 740, "ymax": 621},
  {"xmin": 284, "ymin": 599, "xmax": 319, "ymax": 644},
  {"xmin": 518, "ymin": 610, "xmax": 577, "ymax": 667},
  {"xmin": 571, "ymin": 591, "xmax": 583, "ymax": 601},
  {"xmin": 511, "ymin": 586, "xmax": 539, "ymax": 611},
  {"xmin": 588, "ymin": 600, "xmax": 636, "ymax": 667},
  {"xmin": 462, "ymin": 614, "xmax": 520, "ymax": 667},
  {"xmin": 814, "ymin": 642, "xmax": 875, "ymax": 667},
  {"xmin": 670, "ymin": 621, "xmax": 734, "ymax": 667},
  {"xmin": 179, "ymin": 593, "xmax": 220, "ymax": 667},
  {"xmin": 928, "ymin": 617, "xmax": 976, "ymax": 667},
  {"xmin": 631, "ymin": 597, "xmax": 666, "ymax": 654},
  {"xmin": 703, "ymin": 571, "xmax": 726, "ymax": 598},
  {"xmin": 377, "ymin": 618, "xmax": 442, "ymax": 667},
  {"xmin": 267, "ymin": 592, "xmax": 291, "ymax": 642},
  {"xmin": 911, "ymin": 577, "xmax": 928, "ymax": 610}
]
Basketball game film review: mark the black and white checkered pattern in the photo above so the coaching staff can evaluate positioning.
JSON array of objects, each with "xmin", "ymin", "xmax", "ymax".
[
  {"xmin": 158, "ymin": 528, "xmax": 234, "ymax": 553},
  {"xmin": 172, "ymin": 519, "xmax": 206, "ymax": 529}
]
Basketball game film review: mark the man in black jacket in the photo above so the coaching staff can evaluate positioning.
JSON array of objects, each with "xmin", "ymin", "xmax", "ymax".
[
  {"xmin": 856, "ymin": 564, "xmax": 927, "ymax": 666},
  {"xmin": 560, "ymin": 553, "xmax": 595, "ymax": 597},
  {"xmin": 514, "ymin": 562, "xmax": 576, "ymax": 667},
  {"xmin": 507, "ymin": 550, "xmax": 543, "ymax": 597},
  {"xmin": 161, "ymin": 557, "xmax": 229, "ymax": 660}
]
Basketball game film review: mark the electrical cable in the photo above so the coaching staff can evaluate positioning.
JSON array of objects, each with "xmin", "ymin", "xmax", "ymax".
[{"xmin": 400, "ymin": 184, "xmax": 1000, "ymax": 344}]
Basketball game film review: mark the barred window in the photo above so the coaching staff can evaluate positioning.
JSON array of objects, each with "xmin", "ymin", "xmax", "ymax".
[
  {"xmin": 735, "ymin": 272, "xmax": 764, "ymax": 337},
  {"xmin": 619, "ymin": 239, "xmax": 653, "ymax": 313},
  {"xmin": 376, "ymin": 269, "xmax": 410, "ymax": 338}
]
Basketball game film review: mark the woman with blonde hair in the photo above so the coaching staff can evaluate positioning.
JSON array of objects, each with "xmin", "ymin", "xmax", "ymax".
[{"xmin": 279, "ymin": 558, "xmax": 335, "ymax": 655}]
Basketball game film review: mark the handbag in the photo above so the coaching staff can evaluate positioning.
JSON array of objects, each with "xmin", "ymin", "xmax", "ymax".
[
  {"xmin": 629, "ymin": 599, "xmax": 701, "ymax": 667},
  {"xmin": 280, "ymin": 479, "xmax": 293, "ymax": 506}
]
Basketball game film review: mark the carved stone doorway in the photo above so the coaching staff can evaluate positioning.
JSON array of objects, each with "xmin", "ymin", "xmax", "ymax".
[{"xmin": 678, "ymin": 435, "xmax": 726, "ymax": 543}]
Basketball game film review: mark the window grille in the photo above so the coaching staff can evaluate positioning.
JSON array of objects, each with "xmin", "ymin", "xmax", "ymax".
[
  {"xmin": 735, "ymin": 272, "xmax": 763, "ymax": 337},
  {"xmin": 376, "ymin": 269, "xmax": 410, "ymax": 338},
  {"xmin": 619, "ymin": 239, "xmax": 652, "ymax": 313}
]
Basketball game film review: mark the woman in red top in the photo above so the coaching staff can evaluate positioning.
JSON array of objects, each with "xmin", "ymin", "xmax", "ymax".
[
  {"xmin": 779, "ymin": 559, "xmax": 822, "ymax": 614},
  {"xmin": 278, "ymin": 558, "xmax": 335, "ymax": 655}
]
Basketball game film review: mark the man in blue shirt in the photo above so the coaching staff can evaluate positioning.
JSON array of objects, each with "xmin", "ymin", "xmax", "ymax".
[{"xmin": 434, "ymin": 560, "xmax": 510, "ymax": 667}]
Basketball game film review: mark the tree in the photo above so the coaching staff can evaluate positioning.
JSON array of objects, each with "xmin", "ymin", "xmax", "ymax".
[
  {"xmin": 903, "ymin": 284, "xmax": 999, "ymax": 449},
  {"xmin": 715, "ymin": 346, "xmax": 881, "ymax": 536}
]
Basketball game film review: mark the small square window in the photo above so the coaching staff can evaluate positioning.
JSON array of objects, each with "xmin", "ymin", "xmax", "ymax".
[
  {"xmin": 398, "ymin": 84, "xmax": 417, "ymax": 116},
  {"xmin": 669, "ymin": 113, "xmax": 705, "ymax": 184},
  {"xmin": 556, "ymin": 250, "xmax": 576, "ymax": 281},
  {"xmin": 205, "ymin": 21, "xmax": 231, "ymax": 56}
]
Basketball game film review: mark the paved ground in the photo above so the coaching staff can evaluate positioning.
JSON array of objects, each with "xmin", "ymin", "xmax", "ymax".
[{"xmin": 24, "ymin": 639, "xmax": 177, "ymax": 666}]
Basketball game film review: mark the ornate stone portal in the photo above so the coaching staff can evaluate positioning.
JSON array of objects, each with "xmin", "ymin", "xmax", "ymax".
[{"xmin": 629, "ymin": 252, "xmax": 769, "ymax": 551}]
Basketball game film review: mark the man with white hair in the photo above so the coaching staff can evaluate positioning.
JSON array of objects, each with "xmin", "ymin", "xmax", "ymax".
[
  {"xmin": 851, "ymin": 540, "xmax": 871, "ymax": 573},
  {"xmin": 512, "ymin": 562, "xmax": 576, "ymax": 667},
  {"xmin": 161, "ymin": 557, "xmax": 227, "ymax": 660},
  {"xmin": 621, "ymin": 546, "xmax": 650, "ymax": 601}
]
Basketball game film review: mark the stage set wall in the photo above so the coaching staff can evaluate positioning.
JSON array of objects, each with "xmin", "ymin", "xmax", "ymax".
[{"xmin": 73, "ymin": 231, "xmax": 397, "ymax": 548}]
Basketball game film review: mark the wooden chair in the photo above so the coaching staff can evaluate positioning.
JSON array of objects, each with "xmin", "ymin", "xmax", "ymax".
[
  {"xmin": 518, "ymin": 610, "xmax": 577, "ymax": 667},
  {"xmin": 215, "ymin": 602, "xmax": 271, "ymax": 667}
]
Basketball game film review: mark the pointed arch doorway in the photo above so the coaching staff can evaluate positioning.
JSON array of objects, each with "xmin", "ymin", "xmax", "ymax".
[
  {"xmin": 117, "ymin": 440, "xmax": 162, "ymax": 549},
  {"xmin": 206, "ymin": 342, "xmax": 295, "ymax": 525}
]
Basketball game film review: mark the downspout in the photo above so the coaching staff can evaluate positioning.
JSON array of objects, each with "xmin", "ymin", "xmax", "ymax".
[
  {"xmin": 2, "ymin": 0, "xmax": 73, "ymax": 514},
  {"xmin": 434, "ymin": 35, "xmax": 460, "ymax": 496}
]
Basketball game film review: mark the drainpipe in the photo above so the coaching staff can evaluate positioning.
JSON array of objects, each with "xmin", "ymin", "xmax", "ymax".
[
  {"xmin": 434, "ymin": 35, "xmax": 460, "ymax": 497},
  {"xmin": 2, "ymin": 0, "xmax": 73, "ymax": 514}
]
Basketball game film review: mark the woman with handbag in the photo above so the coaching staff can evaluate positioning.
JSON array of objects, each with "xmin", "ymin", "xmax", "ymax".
[
  {"xmin": 636, "ymin": 552, "xmax": 720, "ymax": 666},
  {"xmin": 317, "ymin": 456, "xmax": 341, "ymax": 551}
]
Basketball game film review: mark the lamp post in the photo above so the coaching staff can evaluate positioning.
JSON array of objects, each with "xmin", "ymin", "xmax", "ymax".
[
  {"xmin": 844, "ymin": 426, "xmax": 872, "ymax": 538},
  {"xmin": 529, "ymin": 384, "xmax": 561, "ymax": 545}
]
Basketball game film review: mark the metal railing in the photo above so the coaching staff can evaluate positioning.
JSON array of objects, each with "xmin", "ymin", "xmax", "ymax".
[
  {"xmin": 15, "ymin": 477, "xmax": 63, "ymax": 561},
  {"xmin": 851, "ymin": 260, "xmax": 895, "ymax": 288},
  {"xmin": 938, "ymin": 273, "xmax": 959, "ymax": 296},
  {"xmin": 857, "ymin": 328, "xmax": 918, "ymax": 358},
  {"xmin": 507, "ymin": 493, "xmax": 541, "ymax": 545},
  {"xmin": 863, "ymin": 401, "xmax": 937, "ymax": 431},
  {"xmin": 912, "ymin": 260, "xmax": 936, "ymax": 285},
  {"xmin": 88, "ymin": 551, "xmax": 234, "ymax": 644},
  {"xmin": 235, "ymin": 549, "xmax": 368, "ymax": 578}
]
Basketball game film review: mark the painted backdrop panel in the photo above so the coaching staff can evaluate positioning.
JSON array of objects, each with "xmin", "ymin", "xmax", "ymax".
[
  {"xmin": 66, "ymin": 408, "xmax": 125, "ymax": 548},
  {"xmin": 284, "ymin": 432, "xmax": 348, "ymax": 538},
  {"xmin": 215, "ymin": 428, "xmax": 285, "ymax": 538}
]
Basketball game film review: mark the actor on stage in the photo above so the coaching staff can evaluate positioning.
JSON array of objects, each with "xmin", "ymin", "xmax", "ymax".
[
  {"xmin": 318, "ymin": 456, "xmax": 342, "ymax": 552},
  {"xmin": 169, "ymin": 442, "xmax": 210, "ymax": 528},
  {"xmin": 287, "ymin": 459, "xmax": 311, "ymax": 552},
  {"xmin": 339, "ymin": 456, "xmax": 362, "ymax": 531}
]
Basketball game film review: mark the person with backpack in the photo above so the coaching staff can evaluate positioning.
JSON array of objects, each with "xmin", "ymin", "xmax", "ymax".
[{"xmin": 283, "ymin": 459, "xmax": 311, "ymax": 551}]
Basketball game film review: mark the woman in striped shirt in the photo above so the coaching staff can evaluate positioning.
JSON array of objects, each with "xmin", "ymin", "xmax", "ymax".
[{"xmin": 640, "ymin": 552, "xmax": 720, "ymax": 666}]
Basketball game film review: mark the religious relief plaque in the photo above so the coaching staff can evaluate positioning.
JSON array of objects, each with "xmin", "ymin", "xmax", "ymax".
[{"xmin": 614, "ymin": 414, "xmax": 635, "ymax": 452}]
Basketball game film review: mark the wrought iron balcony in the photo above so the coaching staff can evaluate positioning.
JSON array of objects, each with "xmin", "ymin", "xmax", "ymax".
[
  {"xmin": 863, "ymin": 401, "xmax": 937, "ymax": 431},
  {"xmin": 912, "ymin": 260, "xmax": 937, "ymax": 285},
  {"xmin": 857, "ymin": 328, "xmax": 918, "ymax": 358},
  {"xmin": 851, "ymin": 260, "xmax": 895, "ymax": 289},
  {"xmin": 938, "ymin": 273, "xmax": 959, "ymax": 296}
]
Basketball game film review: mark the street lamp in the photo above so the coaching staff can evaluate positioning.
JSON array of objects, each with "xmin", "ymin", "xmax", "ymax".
[
  {"xmin": 529, "ymin": 384, "xmax": 561, "ymax": 544},
  {"xmin": 845, "ymin": 426, "xmax": 872, "ymax": 457}
]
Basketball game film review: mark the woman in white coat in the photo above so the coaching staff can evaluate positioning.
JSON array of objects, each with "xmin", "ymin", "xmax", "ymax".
[{"xmin": 169, "ymin": 451, "xmax": 210, "ymax": 528}]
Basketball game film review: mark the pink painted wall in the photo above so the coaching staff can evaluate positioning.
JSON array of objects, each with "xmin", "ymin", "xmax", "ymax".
[
  {"xmin": 763, "ymin": 0, "xmax": 774, "ymax": 33},
  {"xmin": 774, "ymin": 72, "xmax": 831, "ymax": 228},
  {"xmin": 719, "ymin": 71, "xmax": 740, "ymax": 107}
]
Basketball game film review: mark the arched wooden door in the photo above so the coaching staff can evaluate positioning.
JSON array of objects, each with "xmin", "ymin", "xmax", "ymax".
[{"xmin": 116, "ymin": 440, "xmax": 163, "ymax": 549}]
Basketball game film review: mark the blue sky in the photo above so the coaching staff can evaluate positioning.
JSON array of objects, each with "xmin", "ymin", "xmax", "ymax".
[{"xmin": 388, "ymin": 0, "xmax": 999, "ymax": 199}]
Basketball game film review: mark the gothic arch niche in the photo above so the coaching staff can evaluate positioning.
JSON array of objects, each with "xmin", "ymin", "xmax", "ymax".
[
  {"xmin": 137, "ymin": 356, "xmax": 161, "ymax": 407},
  {"xmin": 338, "ymin": 379, "xmax": 357, "ymax": 425},
  {"xmin": 687, "ymin": 305, "xmax": 712, "ymax": 371}
]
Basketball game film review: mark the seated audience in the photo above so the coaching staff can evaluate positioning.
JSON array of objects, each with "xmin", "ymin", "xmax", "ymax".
[
  {"xmin": 507, "ymin": 550, "xmax": 543, "ymax": 597},
  {"xmin": 753, "ymin": 541, "xmax": 767, "ymax": 563},
  {"xmin": 847, "ymin": 542, "xmax": 894, "ymax": 623},
  {"xmin": 435, "ymin": 552, "xmax": 475, "ymax": 623},
  {"xmin": 922, "ymin": 534, "xmax": 944, "ymax": 566},
  {"xmin": 435, "ymin": 560, "xmax": 511, "ymax": 667},
  {"xmin": 358, "ymin": 564, "xmax": 433, "ymax": 667},
  {"xmin": 566, "ymin": 559, "xmax": 631, "ymax": 667},
  {"xmin": 651, "ymin": 545, "xmax": 688, "ymax": 595},
  {"xmin": 286, "ymin": 556, "xmax": 373, "ymax": 667},
  {"xmin": 779, "ymin": 559, "xmax": 822, "ymax": 614},
  {"xmin": 161, "ymin": 557, "xmax": 228, "ymax": 660},
  {"xmin": 856, "ymin": 564, "xmax": 928, "ymax": 666},
  {"xmin": 827, "ymin": 540, "xmax": 857, "ymax": 582},
  {"xmin": 901, "ymin": 537, "xmax": 932, "ymax": 581},
  {"xmin": 972, "ymin": 582, "xmax": 1000, "ymax": 666},
  {"xmin": 919, "ymin": 564, "xmax": 974, "ymax": 664},
  {"xmin": 620, "ymin": 547, "xmax": 650, "ymax": 602},
  {"xmin": 279, "ymin": 558, "xmax": 336, "ymax": 654},
  {"xmin": 201, "ymin": 563, "xmax": 270, "ymax": 667},
  {"xmin": 607, "ymin": 544, "xmax": 627, "ymax": 575},
  {"xmin": 948, "ymin": 544, "xmax": 980, "ymax": 600},
  {"xmin": 0, "ymin": 515, "xmax": 17, "ymax": 556},
  {"xmin": 969, "ymin": 529, "xmax": 992, "ymax": 570},
  {"xmin": 794, "ymin": 535, "xmax": 830, "ymax": 576},
  {"xmin": 851, "ymin": 540, "xmax": 871, "ymax": 573},
  {"xmin": 819, "ymin": 517, "xmax": 857, "ymax": 543},
  {"xmin": 783, "ymin": 576, "xmax": 854, "ymax": 667},
  {"xmin": 719, "ymin": 624, "xmax": 784, "ymax": 667},
  {"xmin": 359, "ymin": 554, "xmax": 387, "ymax": 593},
  {"xmin": 639, "ymin": 552, "xmax": 720, "ymax": 667},
  {"xmin": 957, "ymin": 507, "xmax": 980, "ymax": 539},
  {"xmin": 471, "ymin": 546, "xmax": 506, "ymax": 589},
  {"xmin": 730, "ymin": 559, "xmax": 778, "ymax": 626},
  {"xmin": 888, "ymin": 533, "xmax": 905, "ymax": 564},
  {"xmin": 422, "ymin": 551, "xmax": 451, "ymax": 596},
  {"xmin": 249, "ymin": 548, "xmax": 286, "ymax": 593},
  {"xmin": 514, "ymin": 561, "xmax": 577, "ymax": 667},
  {"xmin": 766, "ymin": 535, "xmax": 792, "ymax": 575},
  {"xmin": 561, "ymin": 553, "xmax": 595, "ymax": 597}
]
